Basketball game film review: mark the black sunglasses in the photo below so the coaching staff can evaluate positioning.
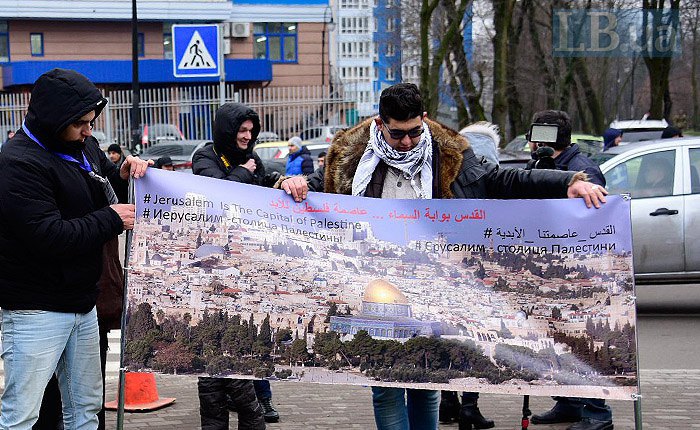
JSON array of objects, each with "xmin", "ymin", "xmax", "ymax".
[{"xmin": 385, "ymin": 126, "xmax": 424, "ymax": 140}]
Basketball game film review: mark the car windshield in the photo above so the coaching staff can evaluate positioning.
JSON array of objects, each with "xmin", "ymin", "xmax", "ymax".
[{"xmin": 504, "ymin": 137, "xmax": 528, "ymax": 152}]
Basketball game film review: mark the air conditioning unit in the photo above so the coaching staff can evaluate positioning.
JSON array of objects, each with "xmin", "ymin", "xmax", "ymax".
[
  {"xmin": 231, "ymin": 22, "xmax": 251, "ymax": 38},
  {"xmin": 222, "ymin": 22, "xmax": 231, "ymax": 38}
]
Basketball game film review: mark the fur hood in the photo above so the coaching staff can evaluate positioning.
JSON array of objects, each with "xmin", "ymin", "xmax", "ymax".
[{"xmin": 323, "ymin": 118, "xmax": 470, "ymax": 198}]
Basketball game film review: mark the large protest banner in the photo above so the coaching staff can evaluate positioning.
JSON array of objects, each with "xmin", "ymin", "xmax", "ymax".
[{"xmin": 125, "ymin": 169, "xmax": 638, "ymax": 400}]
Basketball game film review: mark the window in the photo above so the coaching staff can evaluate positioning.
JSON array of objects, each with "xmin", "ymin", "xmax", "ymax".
[
  {"xmin": 386, "ymin": 18, "xmax": 395, "ymax": 32},
  {"xmin": 605, "ymin": 150, "xmax": 676, "ymax": 198},
  {"xmin": 386, "ymin": 66, "xmax": 394, "ymax": 81},
  {"xmin": 0, "ymin": 21, "xmax": 8, "ymax": 62},
  {"xmin": 690, "ymin": 148, "xmax": 700, "ymax": 194},
  {"xmin": 30, "ymin": 33, "xmax": 43, "ymax": 57},
  {"xmin": 253, "ymin": 22, "xmax": 297, "ymax": 63},
  {"xmin": 386, "ymin": 44, "xmax": 395, "ymax": 57},
  {"xmin": 137, "ymin": 33, "xmax": 145, "ymax": 57},
  {"xmin": 163, "ymin": 23, "xmax": 173, "ymax": 59}
]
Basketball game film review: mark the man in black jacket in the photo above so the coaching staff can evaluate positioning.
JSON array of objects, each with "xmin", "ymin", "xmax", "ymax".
[
  {"xmin": 0, "ymin": 68, "xmax": 150, "ymax": 429},
  {"xmin": 526, "ymin": 110, "xmax": 612, "ymax": 430},
  {"xmin": 281, "ymin": 83, "xmax": 607, "ymax": 430},
  {"xmin": 193, "ymin": 102, "xmax": 281, "ymax": 429},
  {"xmin": 525, "ymin": 110, "xmax": 606, "ymax": 187}
]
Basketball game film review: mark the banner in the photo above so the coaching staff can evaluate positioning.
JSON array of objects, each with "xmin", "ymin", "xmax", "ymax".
[{"xmin": 125, "ymin": 169, "xmax": 638, "ymax": 400}]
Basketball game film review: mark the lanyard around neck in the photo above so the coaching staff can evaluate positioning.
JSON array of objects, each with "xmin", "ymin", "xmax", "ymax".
[{"xmin": 22, "ymin": 122, "xmax": 93, "ymax": 173}]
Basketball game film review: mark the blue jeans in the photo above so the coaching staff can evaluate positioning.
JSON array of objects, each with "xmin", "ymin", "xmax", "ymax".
[
  {"xmin": 372, "ymin": 387, "xmax": 439, "ymax": 430},
  {"xmin": 0, "ymin": 307, "xmax": 102, "ymax": 430}
]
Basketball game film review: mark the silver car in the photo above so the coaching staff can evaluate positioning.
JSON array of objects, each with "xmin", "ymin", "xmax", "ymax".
[{"xmin": 599, "ymin": 137, "xmax": 700, "ymax": 282}]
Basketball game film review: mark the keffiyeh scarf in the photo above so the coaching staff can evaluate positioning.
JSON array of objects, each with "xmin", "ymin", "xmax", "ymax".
[{"xmin": 351, "ymin": 120, "xmax": 433, "ymax": 199}]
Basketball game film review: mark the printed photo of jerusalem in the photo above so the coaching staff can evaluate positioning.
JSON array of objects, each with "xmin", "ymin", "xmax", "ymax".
[{"xmin": 124, "ymin": 186, "xmax": 638, "ymax": 401}]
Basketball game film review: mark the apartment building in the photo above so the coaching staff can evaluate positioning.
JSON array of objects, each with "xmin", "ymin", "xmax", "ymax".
[
  {"xmin": 332, "ymin": 0, "xmax": 400, "ymax": 117},
  {"xmin": 0, "ymin": 0, "xmax": 330, "ymax": 90}
]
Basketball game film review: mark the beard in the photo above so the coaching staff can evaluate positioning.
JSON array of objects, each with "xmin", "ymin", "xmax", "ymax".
[{"xmin": 63, "ymin": 138, "xmax": 87, "ymax": 150}]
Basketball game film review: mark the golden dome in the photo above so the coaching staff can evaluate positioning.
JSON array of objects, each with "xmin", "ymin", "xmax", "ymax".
[{"xmin": 362, "ymin": 279, "xmax": 409, "ymax": 304}]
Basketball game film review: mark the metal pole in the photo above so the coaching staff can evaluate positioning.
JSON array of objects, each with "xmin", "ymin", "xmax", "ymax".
[
  {"xmin": 219, "ymin": 24, "xmax": 226, "ymax": 106},
  {"xmin": 633, "ymin": 394, "xmax": 643, "ymax": 429},
  {"xmin": 321, "ymin": 20, "xmax": 326, "ymax": 88},
  {"xmin": 521, "ymin": 395, "xmax": 531, "ymax": 430},
  {"xmin": 130, "ymin": 0, "xmax": 141, "ymax": 154}
]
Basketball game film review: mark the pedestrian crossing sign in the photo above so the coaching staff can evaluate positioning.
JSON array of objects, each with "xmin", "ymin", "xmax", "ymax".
[{"xmin": 172, "ymin": 24, "xmax": 220, "ymax": 78}]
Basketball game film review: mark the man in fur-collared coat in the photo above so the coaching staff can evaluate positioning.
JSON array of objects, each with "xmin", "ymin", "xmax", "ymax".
[{"xmin": 280, "ymin": 83, "xmax": 608, "ymax": 430}]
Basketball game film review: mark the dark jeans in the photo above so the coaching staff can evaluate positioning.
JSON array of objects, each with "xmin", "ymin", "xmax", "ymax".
[
  {"xmin": 552, "ymin": 397, "xmax": 612, "ymax": 421},
  {"xmin": 198, "ymin": 377, "xmax": 265, "ymax": 430},
  {"xmin": 253, "ymin": 380, "xmax": 272, "ymax": 400}
]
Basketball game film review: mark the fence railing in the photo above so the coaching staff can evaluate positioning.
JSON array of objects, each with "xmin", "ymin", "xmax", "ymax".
[{"xmin": 0, "ymin": 84, "xmax": 358, "ymax": 151}]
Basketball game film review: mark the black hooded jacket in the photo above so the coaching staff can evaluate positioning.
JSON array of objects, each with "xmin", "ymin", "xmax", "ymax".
[
  {"xmin": 192, "ymin": 103, "xmax": 277, "ymax": 186},
  {"xmin": 0, "ymin": 68, "xmax": 126, "ymax": 312}
]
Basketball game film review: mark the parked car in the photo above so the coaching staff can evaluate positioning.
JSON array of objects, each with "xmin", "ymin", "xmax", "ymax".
[
  {"xmin": 253, "ymin": 140, "xmax": 329, "ymax": 174},
  {"xmin": 91, "ymin": 130, "xmax": 118, "ymax": 153},
  {"xmin": 141, "ymin": 140, "xmax": 210, "ymax": 172},
  {"xmin": 140, "ymin": 123, "xmax": 185, "ymax": 152},
  {"xmin": 254, "ymin": 140, "xmax": 291, "ymax": 176},
  {"xmin": 599, "ymin": 137, "xmax": 700, "ymax": 282},
  {"xmin": 306, "ymin": 142, "xmax": 330, "ymax": 169},
  {"xmin": 300, "ymin": 124, "xmax": 347, "ymax": 143},
  {"xmin": 498, "ymin": 133, "xmax": 603, "ymax": 168},
  {"xmin": 257, "ymin": 131, "xmax": 280, "ymax": 144},
  {"xmin": 609, "ymin": 118, "xmax": 668, "ymax": 143}
]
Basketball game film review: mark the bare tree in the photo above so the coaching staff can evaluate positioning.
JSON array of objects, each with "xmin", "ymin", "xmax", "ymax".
[
  {"xmin": 419, "ymin": 0, "xmax": 471, "ymax": 117},
  {"xmin": 642, "ymin": 0, "xmax": 681, "ymax": 121}
]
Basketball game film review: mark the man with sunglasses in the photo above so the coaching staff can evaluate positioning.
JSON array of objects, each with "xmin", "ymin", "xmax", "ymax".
[
  {"xmin": 0, "ymin": 68, "xmax": 150, "ymax": 429},
  {"xmin": 280, "ymin": 83, "xmax": 607, "ymax": 430}
]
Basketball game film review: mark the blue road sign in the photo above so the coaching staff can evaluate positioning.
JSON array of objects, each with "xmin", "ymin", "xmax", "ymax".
[{"xmin": 172, "ymin": 24, "xmax": 220, "ymax": 78}]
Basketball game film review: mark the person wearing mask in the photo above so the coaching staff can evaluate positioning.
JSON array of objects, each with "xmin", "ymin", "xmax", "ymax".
[
  {"xmin": 192, "ymin": 102, "xmax": 281, "ymax": 429},
  {"xmin": 0, "ymin": 68, "xmax": 150, "ymax": 429},
  {"xmin": 280, "ymin": 83, "xmax": 607, "ymax": 430},
  {"xmin": 602, "ymin": 128, "xmax": 623, "ymax": 152},
  {"xmin": 285, "ymin": 136, "xmax": 314, "ymax": 175}
]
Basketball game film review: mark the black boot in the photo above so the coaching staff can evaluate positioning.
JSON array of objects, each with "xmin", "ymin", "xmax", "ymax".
[
  {"xmin": 459, "ymin": 400, "xmax": 495, "ymax": 430},
  {"xmin": 259, "ymin": 397, "xmax": 280, "ymax": 423},
  {"xmin": 439, "ymin": 391, "xmax": 461, "ymax": 423}
]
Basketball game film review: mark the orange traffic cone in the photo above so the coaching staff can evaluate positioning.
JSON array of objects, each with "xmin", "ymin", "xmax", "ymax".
[{"xmin": 104, "ymin": 372, "xmax": 176, "ymax": 412}]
